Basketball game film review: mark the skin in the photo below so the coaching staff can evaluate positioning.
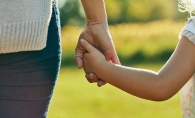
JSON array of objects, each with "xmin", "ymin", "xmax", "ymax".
[
  {"xmin": 75, "ymin": 0, "xmax": 120, "ymax": 87},
  {"xmin": 81, "ymin": 35, "xmax": 195, "ymax": 101}
]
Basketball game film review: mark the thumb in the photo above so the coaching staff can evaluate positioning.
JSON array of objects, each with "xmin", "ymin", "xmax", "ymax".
[
  {"xmin": 103, "ymin": 48, "xmax": 121, "ymax": 65},
  {"xmin": 106, "ymin": 53, "xmax": 121, "ymax": 65},
  {"xmin": 80, "ymin": 39, "xmax": 96, "ymax": 53}
]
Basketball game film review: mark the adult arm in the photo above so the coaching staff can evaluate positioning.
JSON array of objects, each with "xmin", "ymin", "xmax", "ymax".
[{"xmin": 75, "ymin": 0, "xmax": 120, "ymax": 86}]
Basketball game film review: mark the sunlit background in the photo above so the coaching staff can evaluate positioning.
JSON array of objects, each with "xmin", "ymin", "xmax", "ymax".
[{"xmin": 48, "ymin": 0, "xmax": 189, "ymax": 117}]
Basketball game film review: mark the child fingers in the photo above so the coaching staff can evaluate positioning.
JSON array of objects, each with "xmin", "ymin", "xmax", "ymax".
[{"xmin": 80, "ymin": 39, "xmax": 95, "ymax": 53}]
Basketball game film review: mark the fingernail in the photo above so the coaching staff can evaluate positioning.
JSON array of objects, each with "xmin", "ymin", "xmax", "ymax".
[{"xmin": 80, "ymin": 39, "xmax": 85, "ymax": 43}]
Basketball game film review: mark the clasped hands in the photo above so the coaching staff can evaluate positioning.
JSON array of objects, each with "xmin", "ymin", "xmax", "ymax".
[{"xmin": 75, "ymin": 22, "xmax": 120, "ymax": 87}]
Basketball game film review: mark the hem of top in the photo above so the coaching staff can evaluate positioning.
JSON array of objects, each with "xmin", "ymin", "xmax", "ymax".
[{"xmin": 0, "ymin": 19, "xmax": 50, "ymax": 54}]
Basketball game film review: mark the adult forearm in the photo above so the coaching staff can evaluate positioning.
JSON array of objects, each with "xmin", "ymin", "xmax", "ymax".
[{"xmin": 80, "ymin": 0, "xmax": 107, "ymax": 24}]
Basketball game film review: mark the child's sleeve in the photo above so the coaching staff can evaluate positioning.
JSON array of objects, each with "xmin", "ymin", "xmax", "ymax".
[{"xmin": 179, "ymin": 17, "xmax": 195, "ymax": 44}]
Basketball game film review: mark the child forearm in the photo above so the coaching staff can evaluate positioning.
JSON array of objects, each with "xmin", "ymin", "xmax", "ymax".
[
  {"xmin": 94, "ymin": 62, "xmax": 166, "ymax": 101},
  {"xmin": 81, "ymin": 32, "xmax": 195, "ymax": 101},
  {"xmin": 93, "ymin": 59, "xmax": 190, "ymax": 101},
  {"xmin": 80, "ymin": 0, "xmax": 107, "ymax": 24}
]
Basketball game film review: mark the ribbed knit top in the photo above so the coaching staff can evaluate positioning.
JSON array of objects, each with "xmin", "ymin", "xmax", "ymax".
[{"xmin": 0, "ymin": 0, "xmax": 53, "ymax": 53}]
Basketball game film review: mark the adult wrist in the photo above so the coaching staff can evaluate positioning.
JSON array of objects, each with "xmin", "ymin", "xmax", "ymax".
[
  {"xmin": 85, "ymin": 20, "xmax": 109, "ymax": 38},
  {"xmin": 86, "ymin": 18, "xmax": 108, "ymax": 26}
]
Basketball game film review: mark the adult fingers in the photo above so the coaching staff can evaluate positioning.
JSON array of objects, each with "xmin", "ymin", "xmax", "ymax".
[
  {"xmin": 75, "ymin": 47, "xmax": 85, "ymax": 68},
  {"xmin": 74, "ymin": 56, "xmax": 83, "ymax": 69},
  {"xmin": 85, "ymin": 73, "xmax": 99, "ymax": 83},
  {"xmin": 97, "ymin": 80, "xmax": 107, "ymax": 87},
  {"xmin": 86, "ymin": 73, "xmax": 107, "ymax": 87}
]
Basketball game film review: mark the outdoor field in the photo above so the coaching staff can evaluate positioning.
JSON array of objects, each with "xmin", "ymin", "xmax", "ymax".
[
  {"xmin": 47, "ymin": 19, "xmax": 186, "ymax": 118},
  {"xmin": 48, "ymin": 67, "xmax": 181, "ymax": 118}
]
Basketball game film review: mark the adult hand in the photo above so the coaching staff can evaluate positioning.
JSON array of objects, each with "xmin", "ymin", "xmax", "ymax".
[{"xmin": 75, "ymin": 22, "xmax": 120, "ymax": 87}]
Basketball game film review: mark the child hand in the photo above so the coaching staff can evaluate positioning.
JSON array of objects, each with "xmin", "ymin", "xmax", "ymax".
[{"xmin": 80, "ymin": 39, "xmax": 107, "ymax": 82}]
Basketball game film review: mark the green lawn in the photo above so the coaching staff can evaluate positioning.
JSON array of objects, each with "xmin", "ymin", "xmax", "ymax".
[{"xmin": 47, "ymin": 64, "xmax": 182, "ymax": 118}]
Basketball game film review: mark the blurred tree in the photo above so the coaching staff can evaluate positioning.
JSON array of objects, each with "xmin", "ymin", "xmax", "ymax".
[
  {"xmin": 59, "ymin": 0, "xmax": 85, "ymax": 26},
  {"xmin": 104, "ymin": 0, "xmax": 123, "ymax": 24},
  {"xmin": 58, "ymin": 0, "xmax": 189, "ymax": 26}
]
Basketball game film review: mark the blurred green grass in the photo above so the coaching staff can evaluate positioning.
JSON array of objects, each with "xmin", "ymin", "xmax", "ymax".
[
  {"xmin": 48, "ymin": 65, "xmax": 181, "ymax": 118},
  {"xmin": 47, "ymin": 19, "xmax": 185, "ymax": 118}
]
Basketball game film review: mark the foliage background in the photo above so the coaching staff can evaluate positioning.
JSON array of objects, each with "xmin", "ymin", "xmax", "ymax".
[
  {"xmin": 58, "ymin": 0, "xmax": 188, "ymax": 26},
  {"xmin": 48, "ymin": 0, "xmax": 189, "ymax": 117}
]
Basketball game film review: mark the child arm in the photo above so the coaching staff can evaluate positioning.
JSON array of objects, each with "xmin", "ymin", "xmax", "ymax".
[{"xmin": 82, "ymin": 36, "xmax": 195, "ymax": 101}]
